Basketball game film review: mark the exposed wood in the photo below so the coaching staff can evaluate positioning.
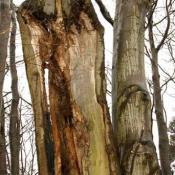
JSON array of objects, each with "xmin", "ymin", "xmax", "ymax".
[
  {"xmin": 17, "ymin": 10, "xmax": 54, "ymax": 175},
  {"xmin": 18, "ymin": 0, "xmax": 120, "ymax": 174}
]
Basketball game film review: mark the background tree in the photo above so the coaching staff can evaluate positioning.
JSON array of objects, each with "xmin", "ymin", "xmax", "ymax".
[
  {"xmin": 9, "ymin": 2, "xmax": 20, "ymax": 174},
  {"xmin": 145, "ymin": 0, "xmax": 175, "ymax": 173},
  {"xmin": 169, "ymin": 119, "xmax": 175, "ymax": 172}
]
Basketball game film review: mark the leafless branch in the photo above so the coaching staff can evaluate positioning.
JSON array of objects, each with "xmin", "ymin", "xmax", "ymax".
[{"xmin": 94, "ymin": 0, "xmax": 113, "ymax": 25}]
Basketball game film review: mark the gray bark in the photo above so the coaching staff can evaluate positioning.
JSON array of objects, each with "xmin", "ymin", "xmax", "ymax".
[
  {"xmin": 148, "ymin": 16, "xmax": 171, "ymax": 175},
  {"xmin": 0, "ymin": 101, "xmax": 7, "ymax": 175},
  {"xmin": 112, "ymin": 0, "xmax": 160, "ymax": 174},
  {"xmin": 9, "ymin": 3, "xmax": 20, "ymax": 175},
  {"xmin": 0, "ymin": 0, "xmax": 11, "ymax": 174}
]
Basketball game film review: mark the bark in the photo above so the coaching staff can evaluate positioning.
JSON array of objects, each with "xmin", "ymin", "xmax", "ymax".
[
  {"xmin": 148, "ymin": 17, "xmax": 171, "ymax": 175},
  {"xmin": 17, "ymin": 11, "xmax": 54, "ymax": 175},
  {"xmin": 151, "ymin": 52, "xmax": 171, "ymax": 175},
  {"xmin": 0, "ymin": 101, "xmax": 7, "ymax": 175},
  {"xmin": 0, "ymin": 0, "xmax": 11, "ymax": 174},
  {"xmin": 18, "ymin": 0, "xmax": 120, "ymax": 174},
  {"xmin": 112, "ymin": 0, "xmax": 160, "ymax": 174},
  {"xmin": 9, "ymin": 3, "xmax": 20, "ymax": 175}
]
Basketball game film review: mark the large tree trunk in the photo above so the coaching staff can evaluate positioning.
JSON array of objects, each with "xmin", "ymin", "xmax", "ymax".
[
  {"xmin": 0, "ymin": 1, "xmax": 11, "ymax": 174},
  {"xmin": 18, "ymin": 0, "xmax": 120, "ymax": 174},
  {"xmin": 9, "ymin": 3, "xmax": 20, "ymax": 175},
  {"xmin": 112, "ymin": 0, "xmax": 160, "ymax": 174}
]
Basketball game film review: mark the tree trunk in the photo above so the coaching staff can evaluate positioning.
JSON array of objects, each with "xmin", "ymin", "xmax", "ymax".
[
  {"xmin": 17, "ymin": 10, "xmax": 54, "ymax": 175},
  {"xmin": 0, "ymin": 1, "xmax": 11, "ymax": 174},
  {"xmin": 112, "ymin": 0, "xmax": 160, "ymax": 174},
  {"xmin": 148, "ymin": 20, "xmax": 171, "ymax": 175},
  {"xmin": 18, "ymin": 0, "xmax": 120, "ymax": 174},
  {"xmin": 9, "ymin": 3, "xmax": 20, "ymax": 175},
  {"xmin": 0, "ymin": 101, "xmax": 7, "ymax": 175}
]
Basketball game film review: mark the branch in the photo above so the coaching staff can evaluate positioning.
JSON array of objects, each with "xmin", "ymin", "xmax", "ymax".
[
  {"xmin": 156, "ymin": 0, "xmax": 171, "ymax": 51},
  {"xmin": 94, "ymin": 0, "xmax": 113, "ymax": 26},
  {"xmin": 145, "ymin": 0, "xmax": 158, "ymax": 29}
]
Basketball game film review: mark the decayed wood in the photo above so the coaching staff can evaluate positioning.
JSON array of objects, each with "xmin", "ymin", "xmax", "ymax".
[
  {"xmin": 17, "ymin": 10, "xmax": 54, "ymax": 175},
  {"xmin": 112, "ymin": 0, "xmax": 160, "ymax": 174},
  {"xmin": 18, "ymin": 0, "xmax": 120, "ymax": 174}
]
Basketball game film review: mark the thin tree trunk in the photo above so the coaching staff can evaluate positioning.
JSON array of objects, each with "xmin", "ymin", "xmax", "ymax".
[
  {"xmin": 112, "ymin": 0, "xmax": 160, "ymax": 174},
  {"xmin": 0, "ymin": 100, "xmax": 7, "ymax": 175},
  {"xmin": 0, "ymin": 1, "xmax": 11, "ymax": 174},
  {"xmin": 9, "ymin": 2, "xmax": 20, "ymax": 175},
  {"xmin": 148, "ymin": 21, "xmax": 171, "ymax": 175},
  {"xmin": 18, "ymin": 0, "xmax": 120, "ymax": 174}
]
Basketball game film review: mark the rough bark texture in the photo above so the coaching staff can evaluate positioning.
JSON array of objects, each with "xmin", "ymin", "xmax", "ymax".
[
  {"xmin": 18, "ymin": 0, "xmax": 120, "ymax": 175},
  {"xmin": 0, "ymin": 101, "xmax": 7, "ymax": 175},
  {"xmin": 0, "ymin": 1, "xmax": 10, "ymax": 174},
  {"xmin": 17, "ymin": 12, "xmax": 54, "ymax": 175},
  {"xmin": 148, "ymin": 22, "xmax": 171, "ymax": 175},
  {"xmin": 9, "ymin": 4, "xmax": 20, "ymax": 175},
  {"xmin": 112, "ymin": 0, "xmax": 160, "ymax": 174}
]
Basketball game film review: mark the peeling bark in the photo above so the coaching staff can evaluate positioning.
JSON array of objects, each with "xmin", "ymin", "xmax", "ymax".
[
  {"xmin": 112, "ymin": 0, "xmax": 160, "ymax": 174},
  {"xmin": 18, "ymin": 0, "xmax": 120, "ymax": 174},
  {"xmin": 148, "ymin": 10, "xmax": 171, "ymax": 174}
]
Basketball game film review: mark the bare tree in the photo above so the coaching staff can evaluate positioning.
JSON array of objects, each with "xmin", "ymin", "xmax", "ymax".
[
  {"xmin": 17, "ymin": 0, "xmax": 120, "ymax": 174},
  {"xmin": 9, "ymin": 2, "xmax": 20, "ymax": 174},
  {"xmin": 145, "ymin": 0, "xmax": 175, "ymax": 174},
  {"xmin": 0, "ymin": 0, "xmax": 11, "ymax": 174}
]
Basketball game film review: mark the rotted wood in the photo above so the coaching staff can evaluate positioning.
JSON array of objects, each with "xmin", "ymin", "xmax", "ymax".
[{"xmin": 18, "ymin": 0, "xmax": 120, "ymax": 174}]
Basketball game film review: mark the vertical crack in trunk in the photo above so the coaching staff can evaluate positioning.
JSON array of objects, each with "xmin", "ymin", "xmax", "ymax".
[{"xmin": 18, "ymin": 1, "xmax": 120, "ymax": 174}]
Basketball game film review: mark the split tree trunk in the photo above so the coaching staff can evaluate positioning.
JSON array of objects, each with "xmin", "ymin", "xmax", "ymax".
[
  {"xmin": 18, "ymin": 0, "xmax": 120, "ymax": 174},
  {"xmin": 112, "ymin": 0, "xmax": 160, "ymax": 174},
  {"xmin": 0, "ymin": 1, "xmax": 11, "ymax": 174},
  {"xmin": 17, "ymin": 9, "xmax": 54, "ymax": 175}
]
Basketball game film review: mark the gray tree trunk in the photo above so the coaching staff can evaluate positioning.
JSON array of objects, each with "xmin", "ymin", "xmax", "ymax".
[
  {"xmin": 148, "ymin": 17, "xmax": 171, "ymax": 175},
  {"xmin": 9, "ymin": 3, "xmax": 20, "ymax": 175},
  {"xmin": 112, "ymin": 0, "xmax": 160, "ymax": 174},
  {"xmin": 0, "ymin": 1, "xmax": 11, "ymax": 174}
]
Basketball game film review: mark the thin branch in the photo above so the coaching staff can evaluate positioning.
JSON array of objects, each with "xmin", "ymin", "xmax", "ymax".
[
  {"xmin": 94, "ymin": 0, "xmax": 113, "ymax": 25},
  {"xmin": 156, "ymin": 0, "xmax": 171, "ymax": 51}
]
